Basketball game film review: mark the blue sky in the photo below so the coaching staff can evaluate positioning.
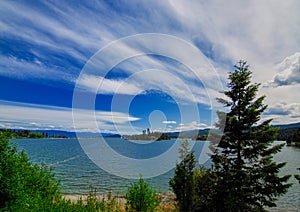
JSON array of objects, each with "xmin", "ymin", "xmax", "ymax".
[{"xmin": 0, "ymin": 0, "xmax": 300, "ymax": 134}]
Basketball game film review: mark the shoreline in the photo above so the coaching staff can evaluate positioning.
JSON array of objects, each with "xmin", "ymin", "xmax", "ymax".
[
  {"xmin": 62, "ymin": 191, "xmax": 176, "ymax": 204},
  {"xmin": 62, "ymin": 193, "xmax": 299, "ymax": 211}
]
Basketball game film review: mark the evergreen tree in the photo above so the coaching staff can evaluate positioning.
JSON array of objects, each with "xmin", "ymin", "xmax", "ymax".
[
  {"xmin": 169, "ymin": 141, "xmax": 196, "ymax": 212},
  {"xmin": 210, "ymin": 61, "xmax": 291, "ymax": 211}
]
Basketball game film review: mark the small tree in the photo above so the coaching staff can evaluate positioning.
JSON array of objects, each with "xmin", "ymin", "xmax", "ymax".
[
  {"xmin": 169, "ymin": 141, "xmax": 196, "ymax": 212},
  {"xmin": 210, "ymin": 61, "xmax": 291, "ymax": 210},
  {"xmin": 193, "ymin": 167, "xmax": 217, "ymax": 211},
  {"xmin": 125, "ymin": 177, "xmax": 160, "ymax": 212}
]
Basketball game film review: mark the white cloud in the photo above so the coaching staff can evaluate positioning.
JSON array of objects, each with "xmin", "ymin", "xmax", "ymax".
[
  {"xmin": 0, "ymin": 100, "xmax": 140, "ymax": 133},
  {"xmin": 76, "ymin": 74, "xmax": 143, "ymax": 95},
  {"xmin": 260, "ymin": 82, "xmax": 300, "ymax": 124},
  {"xmin": 263, "ymin": 102, "xmax": 300, "ymax": 124},
  {"xmin": 0, "ymin": 0, "xmax": 299, "ymax": 126},
  {"xmin": 162, "ymin": 120, "xmax": 177, "ymax": 124},
  {"xmin": 1, "ymin": 1, "xmax": 221, "ymax": 107},
  {"xmin": 258, "ymin": 52, "xmax": 300, "ymax": 124},
  {"xmin": 0, "ymin": 55, "xmax": 74, "ymax": 83},
  {"xmin": 167, "ymin": 1, "xmax": 300, "ymax": 81},
  {"xmin": 168, "ymin": 121, "xmax": 210, "ymax": 132},
  {"xmin": 265, "ymin": 52, "xmax": 300, "ymax": 87},
  {"xmin": 76, "ymin": 34, "xmax": 221, "ymax": 106}
]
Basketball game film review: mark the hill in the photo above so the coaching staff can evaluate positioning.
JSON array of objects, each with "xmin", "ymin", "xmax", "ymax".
[
  {"xmin": 274, "ymin": 122, "xmax": 300, "ymax": 129},
  {"xmin": 31, "ymin": 130, "xmax": 121, "ymax": 138},
  {"xmin": 2, "ymin": 121, "xmax": 299, "ymax": 140},
  {"xmin": 165, "ymin": 129, "xmax": 210, "ymax": 139},
  {"xmin": 164, "ymin": 122, "xmax": 300, "ymax": 141},
  {"xmin": 275, "ymin": 122, "xmax": 300, "ymax": 141}
]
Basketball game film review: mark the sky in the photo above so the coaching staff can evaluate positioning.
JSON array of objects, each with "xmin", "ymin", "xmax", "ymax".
[{"xmin": 0, "ymin": 0, "xmax": 300, "ymax": 135}]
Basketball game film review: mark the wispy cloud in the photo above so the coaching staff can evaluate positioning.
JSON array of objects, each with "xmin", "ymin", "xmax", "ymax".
[
  {"xmin": 75, "ymin": 34, "xmax": 223, "ymax": 106},
  {"xmin": 0, "ymin": 0, "xmax": 299, "ymax": 127},
  {"xmin": 0, "ymin": 100, "xmax": 140, "ymax": 133},
  {"xmin": 77, "ymin": 74, "xmax": 143, "ymax": 95},
  {"xmin": 162, "ymin": 120, "xmax": 177, "ymax": 124},
  {"xmin": 174, "ymin": 121, "xmax": 211, "ymax": 132},
  {"xmin": 0, "ymin": 55, "xmax": 75, "ymax": 84},
  {"xmin": 1, "ymin": 0, "xmax": 299, "ymax": 82},
  {"xmin": 159, "ymin": 121, "xmax": 211, "ymax": 133}
]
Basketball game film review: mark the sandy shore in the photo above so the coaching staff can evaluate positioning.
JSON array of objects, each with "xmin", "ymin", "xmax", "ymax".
[
  {"xmin": 62, "ymin": 193, "xmax": 298, "ymax": 211},
  {"xmin": 62, "ymin": 191, "xmax": 176, "ymax": 205},
  {"xmin": 62, "ymin": 193, "xmax": 126, "ymax": 204}
]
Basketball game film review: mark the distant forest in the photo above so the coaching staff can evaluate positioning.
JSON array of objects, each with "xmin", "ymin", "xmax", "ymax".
[
  {"xmin": 277, "ymin": 126, "xmax": 300, "ymax": 141},
  {"xmin": 0, "ymin": 129, "xmax": 67, "ymax": 138}
]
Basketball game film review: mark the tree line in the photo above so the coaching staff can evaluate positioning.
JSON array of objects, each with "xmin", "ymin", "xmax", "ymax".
[{"xmin": 0, "ymin": 128, "xmax": 67, "ymax": 139}]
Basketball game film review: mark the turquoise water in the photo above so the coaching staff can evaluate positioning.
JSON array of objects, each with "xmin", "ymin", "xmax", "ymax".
[
  {"xmin": 270, "ymin": 144, "xmax": 300, "ymax": 211},
  {"xmin": 13, "ymin": 138, "xmax": 300, "ymax": 210},
  {"xmin": 13, "ymin": 138, "xmax": 207, "ymax": 195}
]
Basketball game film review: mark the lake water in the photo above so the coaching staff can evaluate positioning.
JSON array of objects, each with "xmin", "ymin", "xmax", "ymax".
[{"xmin": 13, "ymin": 138, "xmax": 300, "ymax": 210}]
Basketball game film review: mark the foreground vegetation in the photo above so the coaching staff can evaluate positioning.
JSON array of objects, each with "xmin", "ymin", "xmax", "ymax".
[
  {"xmin": 0, "ymin": 131, "xmax": 61, "ymax": 211},
  {"xmin": 0, "ymin": 131, "xmax": 167, "ymax": 211}
]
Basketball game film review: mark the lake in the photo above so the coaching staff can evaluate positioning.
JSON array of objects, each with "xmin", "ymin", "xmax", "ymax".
[{"xmin": 13, "ymin": 138, "xmax": 300, "ymax": 210}]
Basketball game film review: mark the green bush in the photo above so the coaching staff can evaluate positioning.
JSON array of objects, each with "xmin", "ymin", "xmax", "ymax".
[
  {"xmin": 0, "ymin": 131, "xmax": 61, "ymax": 211},
  {"xmin": 125, "ymin": 177, "xmax": 160, "ymax": 212},
  {"xmin": 0, "ymin": 131, "xmax": 125, "ymax": 211},
  {"xmin": 61, "ymin": 192, "xmax": 122, "ymax": 212}
]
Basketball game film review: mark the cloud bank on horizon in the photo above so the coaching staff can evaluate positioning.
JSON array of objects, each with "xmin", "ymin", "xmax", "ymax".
[{"xmin": 0, "ymin": 0, "xmax": 299, "ymax": 133}]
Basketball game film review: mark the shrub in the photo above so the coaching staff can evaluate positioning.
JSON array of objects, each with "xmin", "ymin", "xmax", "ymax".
[
  {"xmin": 125, "ymin": 177, "xmax": 160, "ymax": 212},
  {"xmin": 0, "ymin": 131, "xmax": 61, "ymax": 211}
]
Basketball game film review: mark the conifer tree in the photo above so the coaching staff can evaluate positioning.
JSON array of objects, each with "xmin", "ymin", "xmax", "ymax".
[
  {"xmin": 169, "ymin": 140, "xmax": 196, "ymax": 212},
  {"xmin": 211, "ymin": 61, "xmax": 291, "ymax": 211}
]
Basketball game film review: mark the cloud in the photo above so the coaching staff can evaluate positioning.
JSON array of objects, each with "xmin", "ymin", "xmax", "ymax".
[
  {"xmin": 1, "ymin": 1, "xmax": 299, "ymax": 81},
  {"xmin": 0, "ymin": 100, "xmax": 140, "ymax": 133},
  {"xmin": 172, "ymin": 121, "xmax": 210, "ymax": 132},
  {"xmin": 262, "ymin": 102, "xmax": 300, "ymax": 124},
  {"xmin": 0, "ymin": 55, "xmax": 75, "ymax": 84},
  {"xmin": 162, "ymin": 120, "xmax": 177, "ymax": 124},
  {"xmin": 265, "ymin": 102, "xmax": 300, "ymax": 117},
  {"xmin": 76, "ymin": 34, "xmax": 221, "ymax": 106},
  {"xmin": 1, "ymin": 0, "xmax": 300, "ymax": 126},
  {"xmin": 167, "ymin": 1, "xmax": 300, "ymax": 83},
  {"xmin": 265, "ymin": 52, "xmax": 300, "ymax": 87},
  {"xmin": 77, "ymin": 74, "xmax": 143, "ymax": 95}
]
